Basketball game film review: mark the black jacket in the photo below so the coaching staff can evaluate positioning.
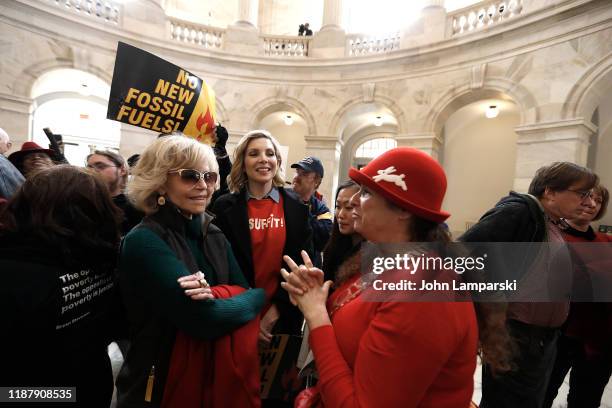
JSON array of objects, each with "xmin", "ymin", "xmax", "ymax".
[
  {"xmin": 459, "ymin": 191, "xmax": 549, "ymax": 294},
  {"xmin": 211, "ymin": 187, "xmax": 314, "ymax": 334},
  {"xmin": 113, "ymin": 193, "xmax": 144, "ymax": 236},
  {"xmin": 460, "ymin": 191, "xmax": 546, "ymax": 243},
  {"xmin": 0, "ymin": 235, "xmax": 116, "ymax": 408}
]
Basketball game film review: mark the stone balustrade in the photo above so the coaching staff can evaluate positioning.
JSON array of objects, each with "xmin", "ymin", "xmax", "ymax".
[
  {"xmin": 262, "ymin": 35, "xmax": 310, "ymax": 57},
  {"xmin": 169, "ymin": 18, "xmax": 224, "ymax": 49},
  {"xmin": 346, "ymin": 32, "xmax": 401, "ymax": 56},
  {"xmin": 448, "ymin": 0, "xmax": 523, "ymax": 36},
  {"xmin": 43, "ymin": 0, "xmax": 538, "ymax": 54},
  {"xmin": 46, "ymin": 0, "xmax": 120, "ymax": 25}
]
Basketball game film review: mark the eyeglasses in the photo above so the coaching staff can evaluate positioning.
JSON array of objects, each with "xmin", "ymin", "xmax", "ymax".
[
  {"xmin": 566, "ymin": 189, "xmax": 594, "ymax": 200},
  {"xmin": 87, "ymin": 163, "xmax": 117, "ymax": 171},
  {"xmin": 169, "ymin": 169, "xmax": 218, "ymax": 187}
]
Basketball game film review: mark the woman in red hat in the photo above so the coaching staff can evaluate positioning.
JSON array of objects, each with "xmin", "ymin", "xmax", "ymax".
[
  {"xmin": 282, "ymin": 147, "xmax": 483, "ymax": 407},
  {"xmin": 8, "ymin": 141, "xmax": 55, "ymax": 178}
]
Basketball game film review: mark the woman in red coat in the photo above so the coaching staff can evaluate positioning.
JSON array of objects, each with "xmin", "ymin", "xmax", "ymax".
[
  {"xmin": 282, "ymin": 148, "xmax": 480, "ymax": 408},
  {"xmin": 544, "ymin": 184, "xmax": 611, "ymax": 408}
]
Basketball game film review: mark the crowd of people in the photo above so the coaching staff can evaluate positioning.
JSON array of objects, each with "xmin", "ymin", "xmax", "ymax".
[{"xmin": 0, "ymin": 124, "xmax": 610, "ymax": 408}]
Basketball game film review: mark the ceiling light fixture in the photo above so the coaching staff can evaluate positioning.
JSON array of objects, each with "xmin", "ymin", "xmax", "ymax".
[
  {"xmin": 284, "ymin": 114, "xmax": 294, "ymax": 126},
  {"xmin": 373, "ymin": 115, "xmax": 383, "ymax": 127},
  {"xmin": 485, "ymin": 105, "xmax": 499, "ymax": 119}
]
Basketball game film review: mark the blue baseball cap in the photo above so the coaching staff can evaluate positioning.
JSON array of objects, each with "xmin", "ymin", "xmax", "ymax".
[{"xmin": 291, "ymin": 156, "xmax": 324, "ymax": 178}]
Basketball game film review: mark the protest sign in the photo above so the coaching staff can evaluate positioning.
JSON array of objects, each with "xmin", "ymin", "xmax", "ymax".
[{"xmin": 107, "ymin": 42, "xmax": 217, "ymax": 144}]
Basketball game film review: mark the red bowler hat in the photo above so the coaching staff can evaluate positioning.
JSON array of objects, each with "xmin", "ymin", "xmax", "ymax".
[
  {"xmin": 8, "ymin": 141, "xmax": 55, "ymax": 167},
  {"xmin": 348, "ymin": 147, "xmax": 450, "ymax": 223}
]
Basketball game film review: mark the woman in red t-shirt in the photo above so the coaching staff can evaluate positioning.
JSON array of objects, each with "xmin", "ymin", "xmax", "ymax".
[
  {"xmin": 282, "ymin": 147, "xmax": 482, "ymax": 408},
  {"xmin": 211, "ymin": 130, "xmax": 313, "ymax": 341}
]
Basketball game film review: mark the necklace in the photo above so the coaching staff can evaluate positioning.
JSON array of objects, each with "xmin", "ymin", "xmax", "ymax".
[{"xmin": 329, "ymin": 278, "xmax": 369, "ymax": 317}]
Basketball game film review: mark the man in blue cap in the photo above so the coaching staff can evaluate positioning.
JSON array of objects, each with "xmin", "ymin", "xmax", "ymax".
[{"xmin": 290, "ymin": 156, "xmax": 333, "ymax": 268}]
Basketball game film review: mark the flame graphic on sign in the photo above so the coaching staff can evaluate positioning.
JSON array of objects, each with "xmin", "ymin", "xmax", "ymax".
[{"xmin": 196, "ymin": 107, "xmax": 215, "ymax": 142}]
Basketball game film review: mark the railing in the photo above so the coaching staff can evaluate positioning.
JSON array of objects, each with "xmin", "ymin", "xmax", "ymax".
[
  {"xmin": 346, "ymin": 32, "xmax": 401, "ymax": 56},
  {"xmin": 263, "ymin": 35, "xmax": 310, "ymax": 57},
  {"xmin": 448, "ymin": 0, "xmax": 523, "ymax": 36},
  {"xmin": 169, "ymin": 18, "xmax": 224, "ymax": 49},
  {"xmin": 46, "ymin": 0, "xmax": 120, "ymax": 25}
]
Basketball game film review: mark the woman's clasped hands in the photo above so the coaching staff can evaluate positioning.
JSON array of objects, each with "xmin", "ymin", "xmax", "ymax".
[{"xmin": 280, "ymin": 250, "xmax": 333, "ymax": 330}]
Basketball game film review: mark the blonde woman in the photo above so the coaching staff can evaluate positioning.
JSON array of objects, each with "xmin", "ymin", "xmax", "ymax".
[
  {"xmin": 116, "ymin": 135, "xmax": 265, "ymax": 407},
  {"xmin": 211, "ymin": 130, "xmax": 313, "ymax": 343}
]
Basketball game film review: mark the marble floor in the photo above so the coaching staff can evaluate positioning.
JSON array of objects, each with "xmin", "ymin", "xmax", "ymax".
[{"xmin": 108, "ymin": 343, "xmax": 612, "ymax": 407}]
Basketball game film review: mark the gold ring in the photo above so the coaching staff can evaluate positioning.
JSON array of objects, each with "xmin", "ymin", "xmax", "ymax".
[{"xmin": 199, "ymin": 278, "xmax": 209, "ymax": 288}]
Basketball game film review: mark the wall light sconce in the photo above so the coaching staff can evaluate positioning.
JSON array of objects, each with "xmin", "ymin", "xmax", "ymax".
[
  {"xmin": 373, "ymin": 115, "xmax": 383, "ymax": 127},
  {"xmin": 485, "ymin": 105, "xmax": 499, "ymax": 119},
  {"xmin": 284, "ymin": 114, "xmax": 294, "ymax": 126}
]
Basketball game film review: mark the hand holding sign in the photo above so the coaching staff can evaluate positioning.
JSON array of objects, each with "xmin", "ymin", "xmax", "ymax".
[{"xmin": 107, "ymin": 42, "xmax": 218, "ymax": 145}]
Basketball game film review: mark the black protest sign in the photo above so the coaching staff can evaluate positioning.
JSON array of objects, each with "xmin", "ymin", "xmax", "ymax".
[{"xmin": 107, "ymin": 42, "xmax": 217, "ymax": 144}]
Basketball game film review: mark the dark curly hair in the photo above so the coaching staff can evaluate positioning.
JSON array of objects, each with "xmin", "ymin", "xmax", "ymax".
[{"xmin": 0, "ymin": 165, "xmax": 122, "ymax": 268}]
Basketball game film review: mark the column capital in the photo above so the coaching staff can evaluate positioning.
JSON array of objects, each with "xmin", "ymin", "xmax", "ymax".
[
  {"xmin": 304, "ymin": 135, "xmax": 343, "ymax": 151},
  {"xmin": 0, "ymin": 92, "xmax": 32, "ymax": 115},
  {"xmin": 514, "ymin": 118, "xmax": 596, "ymax": 141},
  {"xmin": 395, "ymin": 133, "xmax": 443, "ymax": 160},
  {"xmin": 512, "ymin": 118, "xmax": 596, "ymax": 192}
]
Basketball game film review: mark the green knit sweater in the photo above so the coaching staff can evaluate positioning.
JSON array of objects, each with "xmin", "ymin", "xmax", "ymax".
[{"xmin": 119, "ymin": 213, "xmax": 265, "ymax": 339}]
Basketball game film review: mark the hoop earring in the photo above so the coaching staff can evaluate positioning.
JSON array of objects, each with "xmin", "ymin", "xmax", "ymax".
[{"xmin": 157, "ymin": 195, "xmax": 166, "ymax": 206}]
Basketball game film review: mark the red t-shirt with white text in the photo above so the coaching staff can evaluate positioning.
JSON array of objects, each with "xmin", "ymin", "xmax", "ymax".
[{"xmin": 247, "ymin": 195, "xmax": 287, "ymax": 303}]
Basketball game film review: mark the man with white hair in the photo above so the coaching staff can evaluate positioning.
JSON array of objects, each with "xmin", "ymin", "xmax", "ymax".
[
  {"xmin": 0, "ymin": 128, "xmax": 12, "ymax": 156},
  {"xmin": 0, "ymin": 128, "xmax": 24, "ymax": 200}
]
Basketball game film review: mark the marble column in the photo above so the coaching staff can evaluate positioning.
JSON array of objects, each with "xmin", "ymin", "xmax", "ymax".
[
  {"xmin": 235, "ymin": 0, "xmax": 259, "ymax": 29},
  {"xmin": 224, "ymin": 0, "xmax": 263, "ymax": 55},
  {"xmin": 310, "ymin": 0, "xmax": 345, "ymax": 58},
  {"xmin": 304, "ymin": 135, "xmax": 343, "ymax": 204},
  {"xmin": 121, "ymin": 0, "xmax": 167, "ymax": 39},
  {"xmin": 321, "ymin": 0, "xmax": 343, "ymax": 31},
  {"xmin": 395, "ymin": 133, "xmax": 443, "ymax": 161},
  {"xmin": 0, "ymin": 93, "xmax": 32, "ymax": 155},
  {"xmin": 512, "ymin": 118, "xmax": 595, "ymax": 192},
  {"xmin": 401, "ymin": 0, "xmax": 447, "ymax": 48}
]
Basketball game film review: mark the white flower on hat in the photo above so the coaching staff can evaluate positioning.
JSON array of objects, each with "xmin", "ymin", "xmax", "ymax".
[{"xmin": 372, "ymin": 166, "xmax": 407, "ymax": 191}]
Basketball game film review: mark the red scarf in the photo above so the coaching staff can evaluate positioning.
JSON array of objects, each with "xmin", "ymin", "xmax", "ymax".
[{"xmin": 161, "ymin": 285, "xmax": 261, "ymax": 408}]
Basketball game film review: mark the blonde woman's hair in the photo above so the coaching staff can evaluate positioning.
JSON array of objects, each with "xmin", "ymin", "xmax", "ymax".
[
  {"xmin": 128, "ymin": 134, "xmax": 219, "ymax": 214},
  {"xmin": 227, "ymin": 130, "xmax": 285, "ymax": 193}
]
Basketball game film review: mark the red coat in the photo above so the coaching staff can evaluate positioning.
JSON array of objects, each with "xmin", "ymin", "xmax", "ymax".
[
  {"xmin": 563, "ymin": 228, "xmax": 612, "ymax": 358},
  {"xmin": 309, "ymin": 264, "xmax": 478, "ymax": 408}
]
